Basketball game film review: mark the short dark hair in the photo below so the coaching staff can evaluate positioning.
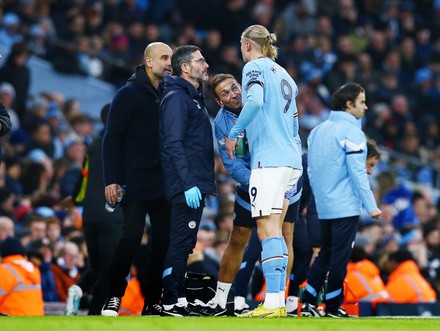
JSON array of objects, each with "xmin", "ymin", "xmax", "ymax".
[
  {"xmin": 171, "ymin": 45, "xmax": 200, "ymax": 76},
  {"xmin": 211, "ymin": 73, "xmax": 236, "ymax": 99},
  {"xmin": 331, "ymin": 82, "xmax": 365, "ymax": 111},
  {"xmin": 388, "ymin": 249, "xmax": 414, "ymax": 264},
  {"xmin": 367, "ymin": 139, "xmax": 381, "ymax": 159}
]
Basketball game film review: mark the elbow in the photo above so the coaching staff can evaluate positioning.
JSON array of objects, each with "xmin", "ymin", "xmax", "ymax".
[{"xmin": 245, "ymin": 98, "xmax": 263, "ymax": 113}]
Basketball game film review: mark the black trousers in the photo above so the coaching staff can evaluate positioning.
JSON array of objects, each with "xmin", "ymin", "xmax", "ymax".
[
  {"xmin": 162, "ymin": 194, "xmax": 204, "ymax": 305},
  {"xmin": 81, "ymin": 218, "xmax": 123, "ymax": 315},
  {"xmin": 289, "ymin": 216, "xmax": 314, "ymax": 296},
  {"xmin": 107, "ymin": 197, "xmax": 171, "ymax": 306},
  {"xmin": 303, "ymin": 215, "xmax": 359, "ymax": 311}
]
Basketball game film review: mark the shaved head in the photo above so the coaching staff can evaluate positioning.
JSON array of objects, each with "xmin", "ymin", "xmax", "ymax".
[
  {"xmin": 144, "ymin": 42, "xmax": 171, "ymax": 59},
  {"xmin": 143, "ymin": 42, "xmax": 173, "ymax": 88},
  {"xmin": 0, "ymin": 216, "xmax": 14, "ymax": 241}
]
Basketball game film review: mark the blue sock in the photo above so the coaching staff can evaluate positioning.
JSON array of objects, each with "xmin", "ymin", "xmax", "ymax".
[
  {"xmin": 279, "ymin": 236, "xmax": 288, "ymax": 292},
  {"xmin": 261, "ymin": 237, "xmax": 283, "ymax": 295}
]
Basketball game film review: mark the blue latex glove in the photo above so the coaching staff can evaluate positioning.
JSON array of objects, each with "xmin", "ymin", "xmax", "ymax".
[{"xmin": 184, "ymin": 186, "xmax": 202, "ymax": 209}]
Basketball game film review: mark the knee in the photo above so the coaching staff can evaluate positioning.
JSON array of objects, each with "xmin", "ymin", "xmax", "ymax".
[
  {"xmin": 228, "ymin": 228, "xmax": 251, "ymax": 251},
  {"xmin": 282, "ymin": 224, "xmax": 294, "ymax": 242}
]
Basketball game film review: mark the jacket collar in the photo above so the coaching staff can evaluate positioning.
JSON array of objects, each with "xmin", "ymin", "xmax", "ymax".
[
  {"xmin": 329, "ymin": 110, "xmax": 358, "ymax": 125},
  {"xmin": 164, "ymin": 75, "xmax": 204, "ymax": 99},
  {"xmin": 223, "ymin": 106, "xmax": 241, "ymax": 117},
  {"xmin": 127, "ymin": 65, "xmax": 160, "ymax": 98}
]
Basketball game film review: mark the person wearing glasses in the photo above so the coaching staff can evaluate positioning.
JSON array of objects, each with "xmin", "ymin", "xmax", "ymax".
[{"xmin": 159, "ymin": 45, "xmax": 216, "ymax": 317}]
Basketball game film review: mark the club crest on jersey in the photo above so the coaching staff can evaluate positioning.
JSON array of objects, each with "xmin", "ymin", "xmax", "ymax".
[
  {"xmin": 246, "ymin": 70, "xmax": 262, "ymax": 80},
  {"xmin": 188, "ymin": 221, "xmax": 197, "ymax": 229}
]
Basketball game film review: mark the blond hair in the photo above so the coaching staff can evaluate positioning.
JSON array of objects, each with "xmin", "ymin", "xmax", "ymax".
[{"xmin": 242, "ymin": 25, "xmax": 278, "ymax": 60}]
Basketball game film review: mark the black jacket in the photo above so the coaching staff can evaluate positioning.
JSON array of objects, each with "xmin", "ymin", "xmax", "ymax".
[
  {"xmin": 0, "ymin": 103, "xmax": 12, "ymax": 135},
  {"xmin": 103, "ymin": 65, "xmax": 165, "ymax": 202},
  {"xmin": 160, "ymin": 75, "xmax": 216, "ymax": 200},
  {"xmin": 0, "ymin": 103, "xmax": 12, "ymax": 160},
  {"xmin": 72, "ymin": 131, "xmax": 123, "ymax": 221},
  {"xmin": 0, "ymin": 60, "xmax": 30, "ymax": 118}
]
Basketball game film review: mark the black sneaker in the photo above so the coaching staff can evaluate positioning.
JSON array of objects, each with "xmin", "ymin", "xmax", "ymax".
[
  {"xmin": 192, "ymin": 301, "xmax": 228, "ymax": 317},
  {"xmin": 287, "ymin": 308, "xmax": 298, "ymax": 317},
  {"xmin": 234, "ymin": 306, "xmax": 251, "ymax": 316},
  {"xmin": 300, "ymin": 303, "xmax": 322, "ymax": 318},
  {"xmin": 142, "ymin": 304, "xmax": 165, "ymax": 316},
  {"xmin": 162, "ymin": 304, "xmax": 201, "ymax": 317},
  {"xmin": 324, "ymin": 307, "xmax": 353, "ymax": 318},
  {"xmin": 101, "ymin": 297, "xmax": 121, "ymax": 317}
]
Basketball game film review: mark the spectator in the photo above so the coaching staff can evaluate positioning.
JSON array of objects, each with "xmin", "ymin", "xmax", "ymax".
[
  {"xmin": 0, "ymin": 42, "xmax": 30, "ymax": 119},
  {"xmin": 0, "ymin": 188, "xmax": 16, "ymax": 220},
  {"xmin": 0, "ymin": 82, "xmax": 19, "ymax": 129},
  {"xmin": 0, "ymin": 216, "xmax": 14, "ymax": 241},
  {"xmin": 50, "ymin": 241, "xmax": 82, "ymax": 302},
  {"xmin": 0, "ymin": 13, "xmax": 23, "ymax": 58},
  {"xmin": 27, "ymin": 236, "xmax": 58, "ymax": 302}
]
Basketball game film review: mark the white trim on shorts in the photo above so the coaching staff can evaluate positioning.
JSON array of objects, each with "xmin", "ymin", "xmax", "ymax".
[{"xmin": 248, "ymin": 167, "xmax": 301, "ymax": 218}]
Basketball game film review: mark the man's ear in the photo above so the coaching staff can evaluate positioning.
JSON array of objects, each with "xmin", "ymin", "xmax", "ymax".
[
  {"xmin": 345, "ymin": 100, "xmax": 353, "ymax": 110},
  {"xmin": 215, "ymin": 98, "xmax": 224, "ymax": 107},
  {"xmin": 245, "ymin": 40, "xmax": 251, "ymax": 52},
  {"xmin": 181, "ymin": 62, "xmax": 190, "ymax": 74},
  {"xmin": 145, "ymin": 57, "xmax": 152, "ymax": 68}
]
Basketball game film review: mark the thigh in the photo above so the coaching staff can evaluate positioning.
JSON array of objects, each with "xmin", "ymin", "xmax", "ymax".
[
  {"xmin": 284, "ymin": 200, "xmax": 300, "ymax": 223},
  {"xmin": 234, "ymin": 188, "xmax": 256, "ymax": 228},
  {"xmin": 249, "ymin": 167, "xmax": 297, "ymax": 218},
  {"xmin": 169, "ymin": 194, "xmax": 204, "ymax": 247},
  {"xmin": 83, "ymin": 222, "xmax": 100, "ymax": 267},
  {"xmin": 122, "ymin": 202, "xmax": 150, "ymax": 235},
  {"xmin": 331, "ymin": 216, "xmax": 359, "ymax": 256},
  {"xmin": 147, "ymin": 198, "xmax": 171, "ymax": 242},
  {"xmin": 319, "ymin": 219, "xmax": 332, "ymax": 257}
]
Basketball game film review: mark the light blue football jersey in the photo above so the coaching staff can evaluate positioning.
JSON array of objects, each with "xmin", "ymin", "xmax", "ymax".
[{"xmin": 242, "ymin": 57, "xmax": 302, "ymax": 170}]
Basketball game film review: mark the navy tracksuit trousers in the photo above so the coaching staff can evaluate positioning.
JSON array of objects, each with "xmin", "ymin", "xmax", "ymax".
[
  {"xmin": 234, "ymin": 229, "xmax": 261, "ymax": 297},
  {"xmin": 302, "ymin": 215, "xmax": 359, "ymax": 311},
  {"xmin": 289, "ymin": 216, "xmax": 315, "ymax": 296},
  {"xmin": 162, "ymin": 194, "xmax": 205, "ymax": 305}
]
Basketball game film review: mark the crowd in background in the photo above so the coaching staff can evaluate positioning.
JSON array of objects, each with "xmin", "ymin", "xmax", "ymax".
[{"xmin": 0, "ymin": 0, "xmax": 439, "ymax": 314}]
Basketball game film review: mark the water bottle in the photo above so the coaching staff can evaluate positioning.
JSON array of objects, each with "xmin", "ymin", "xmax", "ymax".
[
  {"xmin": 235, "ymin": 132, "xmax": 248, "ymax": 158},
  {"xmin": 105, "ymin": 185, "xmax": 126, "ymax": 212}
]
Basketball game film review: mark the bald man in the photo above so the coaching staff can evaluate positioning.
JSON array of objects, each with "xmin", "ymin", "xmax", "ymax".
[
  {"xmin": 102, "ymin": 42, "xmax": 173, "ymax": 316},
  {"xmin": 0, "ymin": 216, "xmax": 14, "ymax": 242}
]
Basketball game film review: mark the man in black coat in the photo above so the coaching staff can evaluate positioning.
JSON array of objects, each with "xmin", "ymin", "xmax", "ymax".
[
  {"xmin": 160, "ymin": 45, "xmax": 216, "ymax": 317},
  {"xmin": 0, "ymin": 53, "xmax": 13, "ymax": 149},
  {"xmin": 62, "ymin": 104, "xmax": 124, "ymax": 316},
  {"xmin": 0, "ymin": 103, "xmax": 12, "ymax": 149},
  {"xmin": 0, "ymin": 43, "xmax": 30, "ymax": 120},
  {"xmin": 0, "ymin": 51, "xmax": 13, "ymax": 158},
  {"xmin": 101, "ymin": 42, "xmax": 173, "ymax": 316}
]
